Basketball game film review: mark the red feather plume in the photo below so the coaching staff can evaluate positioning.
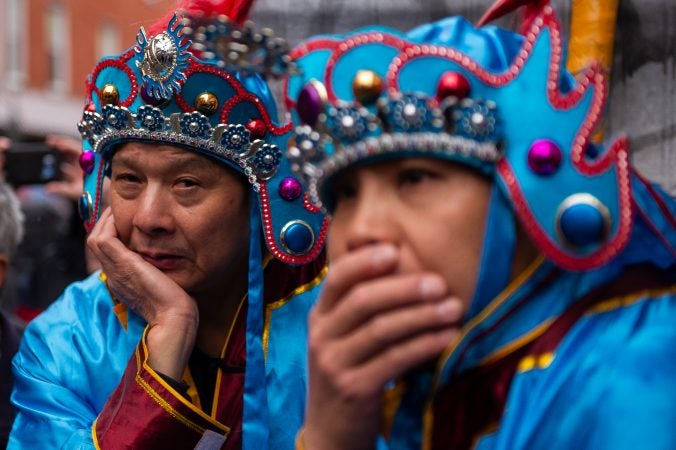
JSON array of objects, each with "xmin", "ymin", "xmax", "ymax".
[
  {"xmin": 477, "ymin": 0, "xmax": 550, "ymax": 34},
  {"xmin": 147, "ymin": 0, "xmax": 255, "ymax": 37}
]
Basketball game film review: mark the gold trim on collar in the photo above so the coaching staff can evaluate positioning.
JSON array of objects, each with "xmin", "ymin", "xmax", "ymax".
[
  {"xmin": 586, "ymin": 286, "xmax": 676, "ymax": 315},
  {"xmin": 433, "ymin": 255, "xmax": 546, "ymax": 388},
  {"xmin": 262, "ymin": 264, "xmax": 329, "ymax": 359},
  {"xmin": 138, "ymin": 327, "xmax": 230, "ymax": 433}
]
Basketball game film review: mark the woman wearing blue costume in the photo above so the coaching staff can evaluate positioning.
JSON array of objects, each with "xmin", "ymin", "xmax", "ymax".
[
  {"xmin": 9, "ymin": 1, "xmax": 327, "ymax": 449},
  {"xmin": 285, "ymin": 0, "xmax": 676, "ymax": 449}
]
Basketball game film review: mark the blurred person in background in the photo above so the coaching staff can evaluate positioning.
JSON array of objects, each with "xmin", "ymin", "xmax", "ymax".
[
  {"xmin": 0, "ymin": 177, "xmax": 24, "ymax": 448},
  {"xmin": 0, "ymin": 134, "xmax": 91, "ymax": 323}
]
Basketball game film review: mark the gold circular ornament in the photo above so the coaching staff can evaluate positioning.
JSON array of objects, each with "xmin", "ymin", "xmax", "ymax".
[
  {"xmin": 352, "ymin": 70, "xmax": 383, "ymax": 105},
  {"xmin": 100, "ymin": 84, "xmax": 120, "ymax": 105},
  {"xmin": 195, "ymin": 92, "xmax": 219, "ymax": 116}
]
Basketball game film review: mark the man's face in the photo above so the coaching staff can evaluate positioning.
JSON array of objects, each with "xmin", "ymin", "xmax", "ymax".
[
  {"xmin": 109, "ymin": 142, "xmax": 250, "ymax": 297},
  {"xmin": 327, "ymin": 157, "xmax": 491, "ymax": 309}
]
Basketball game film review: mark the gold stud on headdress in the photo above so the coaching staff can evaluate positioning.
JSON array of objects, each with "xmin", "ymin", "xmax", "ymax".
[
  {"xmin": 100, "ymin": 84, "xmax": 120, "ymax": 105},
  {"xmin": 195, "ymin": 92, "xmax": 220, "ymax": 116},
  {"xmin": 352, "ymin": 70, "xmax": 383, "ymax": 105}
]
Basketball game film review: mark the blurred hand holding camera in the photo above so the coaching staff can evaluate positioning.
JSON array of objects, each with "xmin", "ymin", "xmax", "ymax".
[{"xmin": 44, "ymin": 135, "xmax": 84, "ymax": 202}]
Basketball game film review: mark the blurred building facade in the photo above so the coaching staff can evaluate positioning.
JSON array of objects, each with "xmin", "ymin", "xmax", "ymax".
[
  {"xmin": 0, "ymin": 0, "xmax": 673, "ymax": 192},
  {"xmin": 0, "ymin": 0, "xmax": 173, "ymax": 139}
]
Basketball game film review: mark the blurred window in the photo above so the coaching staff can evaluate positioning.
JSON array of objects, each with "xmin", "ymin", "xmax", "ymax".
[
  {"xmin": 45, "ymin": 4, "xmax": 70, "ymax": 93},
  {"xmin": 6, "ymin": 0, "xmax": 25, "ymax": 89},
  {"xmin": 97, "ymin": 22, "xmax": 121, "ymax": 59}
]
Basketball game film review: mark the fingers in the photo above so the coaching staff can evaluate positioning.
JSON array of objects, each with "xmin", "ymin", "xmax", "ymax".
[
  {"xmin": 330, "ymin": 326, "xmax": 459, "ymax": 400},
  {"xmin": 307, "ymin": 244, "xmax": 465, "ymax": 412},
  {"xmin": 316, "ymin": 244, "xmax": 398, "ymax": 314},
  {"xmin": 45, "ymin": 135, "xmax": 82, "ymax": 158},
  {"xmin": 326, "ymin": 293, "xmax": 462, "ymax": 367},
  {"xmin": 44, "ymin": 136, "xmax": 84, "ymax": 201},
  {"xmin": 86, "ymin": 207, "xmax": 196, "ymax": 325},
  {"xmin": 87, "ymin": 208, "xmax": 126, "ymax": 275},
  {"xmin": 87, "ymin": 207, "xmax": 139, "ymax": 277},
  {"xmin": 321, "ymin": 272, "xmax": 447, "ymax": 337}
]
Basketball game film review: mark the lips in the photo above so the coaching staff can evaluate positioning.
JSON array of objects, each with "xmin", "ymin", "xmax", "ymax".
[{"xmin": 137, "ymin": 250, "xmax": 187, "ymax": 271}]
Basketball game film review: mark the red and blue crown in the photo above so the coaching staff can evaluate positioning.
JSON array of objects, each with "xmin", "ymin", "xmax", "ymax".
[
  {"xmin": 285, "ymin": 3, "xmax": 648, "ymax": 270},
  {"xmin": 76, "ymin": 3, "xmax": 327, "ymax": 264}
]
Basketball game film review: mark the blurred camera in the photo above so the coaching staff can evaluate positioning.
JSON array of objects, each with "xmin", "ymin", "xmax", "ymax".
[{"xmin": 5, "ymin": 142, "xmax": 63, "ymax": 186}]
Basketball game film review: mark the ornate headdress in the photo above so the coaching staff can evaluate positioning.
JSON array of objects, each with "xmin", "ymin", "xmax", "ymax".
[
  {"xmin": 285, "ymin": 2, "xmax": 675, "ymax": 274},
  {"xmin": 77, "ymin": 0, "xmax": 326, "ymax": 264}
]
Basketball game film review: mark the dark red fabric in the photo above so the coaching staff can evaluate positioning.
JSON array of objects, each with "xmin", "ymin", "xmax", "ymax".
[
  {"xmin": 95, "ymin": 342, "xmax": 225, "ymax": 448},
  {"xmin": 211, "ymin": 302, "xmax": 246, "ymax": 450}
]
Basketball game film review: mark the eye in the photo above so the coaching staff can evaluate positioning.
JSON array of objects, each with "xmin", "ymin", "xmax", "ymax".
[
  {"xmin": 113, "ymin": 172, "xmax": 140, "ymax": 184},
  {"xmin": 397, "ymin": 168, "xmax": 437, "ymax": 186},
  {"xmin": 328, "ymin": 177, "xmax": 358, "ymax": 208},
  {"xmin": 176, "ymin": 178, "xmax": 199, "ymax": 189},
  {"xmin": 333, "ymin": 182, "xmax": 357, "ymax": 201}
]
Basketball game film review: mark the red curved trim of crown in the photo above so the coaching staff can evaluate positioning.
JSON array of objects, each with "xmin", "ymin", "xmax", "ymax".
[
  {"xmin": 258, "ymin": 182, "xmax": 329, "ymax": 265},
  {"xmin": 87, "ymin": 49, "xmax": 138, "ymax": 108},
  {"xmin": 175, "ymin": 61, "xmax": 248, "ymax": 112},
  {"xmin": 324, "ymin": 32, "xmax": 411, "ymax": 103},
  {"xmin": 303, "ymin": 193, "xmax": 321, "ymax": 213},
  {"xmin": 175, "ymin": 60, "xmax": 292, "ymax": 135},
  {"xmin": 285, "ymin": 38, "xmax": 341, "ymax": 111},
  {"xmin": 221, "ymin": 93, "xmax": 293, "ymax": 136},
  {"xmin": 497, "ymin": 137, "xmax": 633, "ymax": 270}
]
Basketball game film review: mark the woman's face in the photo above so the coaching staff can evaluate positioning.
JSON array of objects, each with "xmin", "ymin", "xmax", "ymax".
[{"xmin": 327, "ymin": 158, "xmax": 492, "ymax": 310}]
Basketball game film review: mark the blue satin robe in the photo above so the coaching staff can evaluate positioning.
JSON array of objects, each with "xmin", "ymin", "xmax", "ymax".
[{"xmin": 9, "ymin": 270, "xmax": 323, "ymax": 449}]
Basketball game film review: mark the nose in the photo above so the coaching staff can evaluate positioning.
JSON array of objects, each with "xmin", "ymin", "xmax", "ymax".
[
  {"xmin": 132, "ymin": 184, "xmax": 175, "ymax": 236},
  {"xmin": 340, "ymin": 179, "xmax": 398, "ymax": 253}
]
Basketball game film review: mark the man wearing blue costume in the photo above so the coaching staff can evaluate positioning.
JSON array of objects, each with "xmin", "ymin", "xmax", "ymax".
[
  {"xmin": 9, "ymin": 1, "xmax": 327, "ymax": 449},
  {"xmin": 285, "ymin": 0, "xmax": 676, "ymax": 449}
]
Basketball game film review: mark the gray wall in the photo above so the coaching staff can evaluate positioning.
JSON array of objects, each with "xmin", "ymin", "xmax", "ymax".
[{"xmin": 251, "ymin": 0, "xmax": 675, "ymax": 194}]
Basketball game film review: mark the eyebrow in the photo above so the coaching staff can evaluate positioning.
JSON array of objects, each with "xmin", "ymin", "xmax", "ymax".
[{"xmin": 112, "ymin": 150, "xmax": 219, "ymax": 173}]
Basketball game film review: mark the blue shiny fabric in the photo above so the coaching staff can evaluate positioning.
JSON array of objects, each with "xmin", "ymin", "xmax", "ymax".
[
  {"xmin": 9, "ymin": 271, "xmax": 321, "ymax": 449},
  {"xmin": 474, "ymin": 287, "xmax": 676, "ymax": 450}
]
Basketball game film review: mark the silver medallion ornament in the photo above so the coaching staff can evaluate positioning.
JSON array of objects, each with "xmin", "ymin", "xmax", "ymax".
[{"xmin": 136, "ymin": 14, "xmax": 191, "ymax": 100}]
